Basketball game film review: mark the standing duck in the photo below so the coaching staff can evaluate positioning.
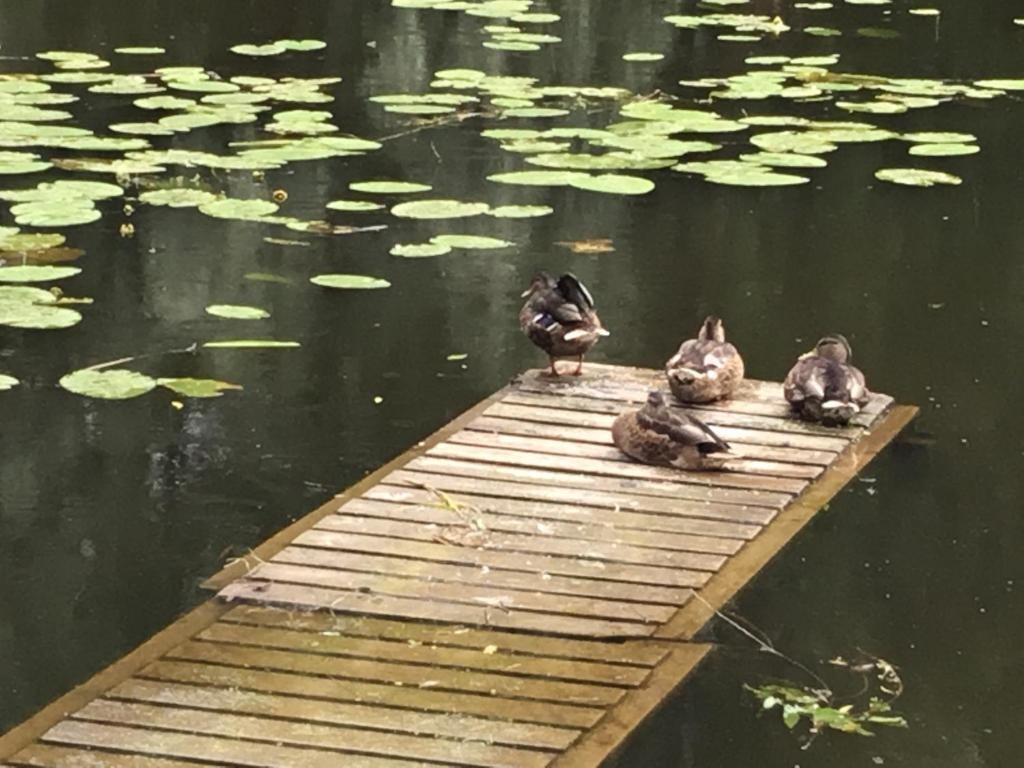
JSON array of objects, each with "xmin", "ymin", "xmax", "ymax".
[
  {"xmin": 665, "ymin": 315, "xmax": 745, "ymax": 403},
  {"xmin": 784, "ymin": 334, "xmax": 870, "ymax": 426},
  {"xmin": 612, "ymin": 390, "xmax": 732, "ymax": 470},
  {"xmin": 519, "ymin": 271, "xmax": 609, "ymax": 376}
]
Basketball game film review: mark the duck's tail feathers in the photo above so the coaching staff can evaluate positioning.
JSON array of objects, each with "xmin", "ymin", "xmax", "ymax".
[
  {"xmin": 595, "ymin": 327, "xmax": 611, "ymax": 337},
  {"xmin": 562, "ymin": 328, "xmax": 590, "ymax": 341},
  {"xmin": 699, "ymin": 315, "xmax": 725, "ymax": 343}
]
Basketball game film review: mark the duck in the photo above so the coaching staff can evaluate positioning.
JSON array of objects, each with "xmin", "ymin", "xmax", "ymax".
[
  {"xmin": 783, "ymin": 334, "xmax": 870, "ymax": 426},
  {"xmin": 519, "ymin": 271, "xmax": 609, "ymax": 376},
  {"xmin": 612, "ymin": 390, "xmax": 733, "ymax": 470},
  {"xmin": 665, "ymin": 315, "xmax": 745, "ymax": 403}
]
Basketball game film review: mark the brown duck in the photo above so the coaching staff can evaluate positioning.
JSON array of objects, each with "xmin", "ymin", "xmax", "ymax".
[
  {"xmin": 612, "ymin": 390, "xmax": 732, "ymax": 470},
  {"xmin": 784, "ymin": 334, "xmax": 870, "ymax": 426},
  {"xmin": 666, "ymin": 315, "xmax": 745, "ymax": 403},
  {"xmin": 519, "ymin": 271, "xmax": 609, "ymax": 376}
]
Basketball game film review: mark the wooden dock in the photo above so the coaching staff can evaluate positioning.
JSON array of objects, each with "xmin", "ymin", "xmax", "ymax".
[{"xmin": 0, "ymin": 364, "xmax": 917, "ymax": 767}]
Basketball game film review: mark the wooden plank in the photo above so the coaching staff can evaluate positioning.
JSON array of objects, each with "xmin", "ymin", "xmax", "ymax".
[
  {"xmin": 485, "ymin": 402, "xmax": 851, "ymax": 452},
  {"xmin": 166, "ymin": 640, "xmax": 627, "ymax": 705},
  {"xmin": 270, "ymin": 545, "xmax": 693, "ymax": 606},
  {"xmin": 74, "ymin": 699, "xmax": 554, "ymax": 768},
  {"xmin": 40, "ymin": 720, "xmax": 436, "ymax": 768},
  {"xmin": 292, "ymin": 529, "xmax": 710, "ymax": 589},
  {"xmin": 7, "ymin": 742, "xmax": 206, "ymax": 768},
  {"xmin": 426, "ymin": 442, "xmax": 811, "ymax": 493},
  {"xmin": 197, "ymin": 621, "xmax": 650, "ymax": 686},
  {"xmin": 384, "ymin": 470, "xmax": 777, "ymax": 525},
  {"xmin": 501, "ymin": 391, "xmax": 863, "ymax": 439},
  {"xmin": 219, "ymin": 580, "xmax": 657, "ymax": 638},
  {"xmin": 363, "ymin": 485, "xmax": 763, "ymax": 540},
  {"xmin": 108, "ymin": 678, "xmax": 579, "ymax": 751},
  {"xmin": 402, "ymin": 457, "xmax": 794, "ymax": 509},
  {"xmin": 468, "ymin": 415, "xmax": 841, "ymax": 462},
  {"xmin": 453, "ymin": 425, "xmax": 836, "ymax": 468},
  {"xmin": 221, "ymin": 605, "xmax": 670, "ymax": 666},
  {"xmin": 551, "ymin": 643, "xmax": 711, "ymax": 768},
  {"xmin": 656, "ymin": 405, "xmax": 919, "ymax": 639},
  {"xmin": 245, "ymin": 559, "xmax": 676, "ymax": 624},
  {"xmin": 339, "ymin": 497, "xmax": 747, "ymax": 553},
  {"xmin": 314, "ymin": 515, "xmax": 730, "ymax": 572},
  {"xmin": 139, "ymin": 659, "xmax": 604, "ymax": 729}
]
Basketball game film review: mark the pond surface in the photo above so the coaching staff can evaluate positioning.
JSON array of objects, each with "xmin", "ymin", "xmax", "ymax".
[{"xmin": 1, "ymin": 0, "xmax": 1022, "ymax": 764}]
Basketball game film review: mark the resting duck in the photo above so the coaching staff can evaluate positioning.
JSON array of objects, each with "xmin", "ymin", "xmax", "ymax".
[
  {"xmin": 612, "ymin": 390, "xmax": 732, "ymax": 470},
  {"xmin": 665, "ymin": 315, "xmax": 745, "ymax": 403},
  {"xmin": 519, "ymin": 271, "xmax": 609, "ymax": 376},
  {"xmin": 784, "ymin": 334, "xmax": 870, "ymax": 426}
]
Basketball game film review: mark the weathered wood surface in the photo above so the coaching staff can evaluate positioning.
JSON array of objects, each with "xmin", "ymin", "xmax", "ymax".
[
  {"xmin": 216, "ymin": 365, "xmax": 905, "ymax": 641},
  {"xmin": 1, "ymin": 364, "xmax": 915, "ymax": 768}
]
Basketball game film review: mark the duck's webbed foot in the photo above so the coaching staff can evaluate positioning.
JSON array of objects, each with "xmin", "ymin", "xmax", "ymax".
[
  {"xmin": 572, "ymin": 355, "xmax": 584, "ymax": 376},
  {"xmin": 548, "ymin": 357, "xmax": 560, "ymax": 377}
]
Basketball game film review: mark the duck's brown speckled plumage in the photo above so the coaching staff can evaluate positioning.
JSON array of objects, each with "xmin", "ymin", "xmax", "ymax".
[
  {"xmin": 784, "ymin": 335, "xmax": 870, "ymax": 426},
  {"xmin": 519, "ymin": 271, "xmax": 609, "ymax": 376},
  {"xmin": 666, "ymin": 315, "xmax": 745, "ymax": 403},
  {"xmin": 612, "ymin": 390, "xmax": 732, "ymax": 470}
]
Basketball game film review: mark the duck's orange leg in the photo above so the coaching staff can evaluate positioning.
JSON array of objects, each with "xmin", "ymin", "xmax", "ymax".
[
  {"xmin": 549, "ymin": 356, "xmax": 560, "ymax": 377},
  {"xmin": 573, "ymin": 355, "xmax": 584, "ymax": 376}
]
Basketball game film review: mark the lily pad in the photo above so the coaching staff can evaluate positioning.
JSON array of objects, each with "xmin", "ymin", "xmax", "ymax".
[
  {"xmin": 622, "ymin": 52, "xmax": 665, "ymax": 62},
  {"xmin": 908, "ymin": 143, "xmax": 980, "ymax": 157},
  {"xmin": 231, "ymin": 43, "xmax": 288, "ymax": 57},
  {"xmin": 60, "ymin": 369, "xmax": 157, "ymax": 400},
  {"xmin": 903, "ymin": 131, "xmax": 977, "ymax": 144},
  {"xmin": 0, "ymin": 285, "xmax": 82, "ymax": 329},
  {"xmin": 430, "ymin": 234, "xmax": 513, "ymax": 250},
  {"xmin": 487, "ymin": 170, "xmax": 592, "ymax": 186},
  {"xmin": 276, "ymin": 39, "xmax": 328, "ymax": 51},
  {"xmin": 751, "ymin": 131, "xmax": 838, "ymax": 154},
  {"xmin": 390, "ymin": 242, "xmax": 452, "ymax": 258},
  {"xmin": 486, "ymin": 204, "xmax": 553, "ymax": 218},
  {"xmin": 326, "ymin": 200, "xmax": 385, "ymax": 212},
  {"xmin": 0, "ymin": 374, "xmax": 18, "ymax": 390},
  {"xmin": 13, "ymin": 202, "xmax": 101, "ymax": 228},
  {"xmin": 349, "ymin": 180, "xmax": 432, "ymax": 194},
  {"xmin": 874, "ymin": 168, "xmax": 962, "ymax": 187},
  {"xmin": 203, "ymin": 339, "xmax": 300, "ymax": 348},
  {"xmin": 140, "ymin": 188, "xmax": 220, "ymax": 208},
  {"xmin": 157, "ymin": 378, "xmax": 243, "ymax": 397},
  {"xmin": 0, "ymin": 232, "xmax": 66, "ymax": 251},
  {"xmin": 114, "ymin": 46, "xmax": 167, "ymax": 55},
  {"xmin": 206, "ymin": 304, "xmax": 270, "ymax": 320},
  {"xmin": 704, "ymin": 169, "xmax": 811, "ymax": 186},
  {"xmin": 0, "ymin": 265, "xmax": 81, "ymax": 283},
  {"xmin": 568, "ymin": 174, "xmax": 655, "ymax": 195},
  {"xmin": 740, "ymin": 152, "xmax": 828, "ymax": 168},
  {"xmin": 390, "ymin": 199, "xmax": 491, "ymax": 219},
  {"xmin": 198, "ymin": 198, "xmax": 279, "ymax": 221},
  {"xmin": 310, "ymin": 274, "xmax": 392, "ymax": 289}
]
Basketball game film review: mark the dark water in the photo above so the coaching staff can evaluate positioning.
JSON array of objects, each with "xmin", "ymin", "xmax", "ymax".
[{"xmin": 1, "ymin": 0, "xmax": 1022, "ymax": 764}]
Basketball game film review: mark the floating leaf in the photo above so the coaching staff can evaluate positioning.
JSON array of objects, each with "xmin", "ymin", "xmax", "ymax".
[
  {"xmin": 446, "ymin": 353, "xmax": 469, "ymax": 361},
  {"xmin": 569, "ymin": 174, "xmax": 655, "ymax": 195},
  {"xmin": 390, "ymin": 199, "xmax": 490, "ymax": 219},
  {"xmin": 114, "ymin": 46, "xmax": 166, "ymax": 55},
  {"xmin": 907, "ymin": 143, "xmax": 980, "ymax": 157},
  {"xmin": 231, "ymin": 42, "xmax": 288, "ymax": 57},
  {"xmin": 0, "ymin": 232, "xmax": 65, "ymax": 251},
  {"xmin": 751, "ymin": 131, "xmax": 838, "ymax": 154},
  {"xmin": 0, "ymin": 265, "xmax": 81, "ymax": 283},
  {"xmin": 60, "ymin": 369, "xmax": 157, "ymax": 400},
  {"xmin": 390, "ymin": 242, "xmax": 452, "ymax": 258},
  {"xmin": 205, "ymin": 304, "xmax": 270, "ymax": 320},
  {"xmin": 326, "ymin": 199, "xmax": 385, "ymax": 212},
  {"xmin": 244, "ymin": 272, "xmax": 292, "ymax": 284},
  {"xmin": 622, "ymin": 52, "xmax": 665, "ymax": 62},
  {"xmin": 157, "ymin": 377, "xmax": 243, "ymax": 398},
  {"xmin": 430, "ymin": 234, "xmax": 513, "ymax": 250},
  {"xmin": 487, "ymin": 170, "xmax": 591, "ymax": 186},
  {"xmin": 198, "ymin": 198, "xmax": 279, "ymax": 221},
  {"xmin": 276, "ymin": 39, "xmax": 328, "ymax": 51},
  {"xmin": 0, "ymin": 285, "xmax": 82, "ymax": 329},
  {"xmin": 874, "ymin": 168, "xmax": 962, "ymax": 187},
  {"xmin": 740, "ymin": 152, "xmax": 828, "ymax": 169},
  {"xmin": 0, "ymin": 374, "xmax": 18, "ymax": 390},
  {"xmin": 903, "ymin": 131, "xmax": 977, "ymax": 144},
  {"xmin": 704, "ymin": 168, "xmax": 811, "ymax": 187},
  {"xmin": 310, "ymin": 274, "xmax": 392, "ymax": 289},
  {"xmin": 203, "ymin": 340, "xmax": 300, "ymax": 349},
  {"xmin": 140, "ymin": 188, "xmax": 220, "ymax": 208},
  {"xmin": 486, "ymin": 205, "xmax": 553, "ymax": 218},
  {"xmin": 349, "ymin": 180, "xmax": 432, "ymax": 194}
]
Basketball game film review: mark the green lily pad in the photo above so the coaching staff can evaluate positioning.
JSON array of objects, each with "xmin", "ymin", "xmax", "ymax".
[
  {"xmin": 134, "ymin": 95, "xmax": 197, "ymax": 110},
  {"xmin": 157, "ymin": 377, "xmax": 243, "ymax": 397},
  {"xmin": 487, "ymin": 170, "xmax": 593, "ymax": 186},
  {"xmin": 13, "ymin": 202, "xmax": 101, "ymax": 228},
  {"xmin": 383, "ymin": 104, "xmax": 456, "ymax": 115},
  {"xmin": 60, "ymin": 369, "xmax": 157, "ymax": 400},
  {"xmin": 276, "ymin": 39, "xmax": 328, "ymax": 51},
  {"xmin": 326, "ymin": 200, "xmax": 385, "ymax": 212},
  {"xmin": 0, "ymin": 374, "xmax": 18, "ymax": 390},
  {"xmin": 740, "ymin": 152, "xmax": 828, "ymax": 168},
  {"xmin": 907, "ymin": 142, "xmax": 979, "ymax": 157},
  {"xmin": 0, "ymin": 285, "xmax": 82, "ymax": 329},
  {"xmin": 903, "ymin": 131, "xmax": 977, "ymax": 144},
  {"xmin": 0, "ymin": 232, "xmax": 65, "ymax": 251},
  {"xmin": 205, "ymin": 304, "xmax": 270, "ymax": 320},
  {"xmin": 140, "ymin": 188, "xmax": 220, "ymax": 208},
  {"xmin": 231, "ymin": 43, "xmax": 288, "ymax": 56},
  {"xmin": 55, "ymin": 157, "xmax": 167, "ymax": 175},
  {"xmin": 622, "ymin": 52, "xmax": 665, "ymax": 62},
  {"xmin": 390, "ymin": 199, "xmax": 491, "ymax": 219},
  {"xmin": 0, "ymin": 265, "xmax": 81, "ymax": 283},
  {"xmin": 349, "ymin": 180, "xmax": 432, "ymax": 194},
  {"xmin": 203, "ymin": 339, "xmax": 300, "ymax": 348},
  {"xmin": 568, "ymin": 174, "xmax": 655, "ymax": 195},
  {"xmin": 704, "ymin": 169, "xmax": 811, "ymax": 186},
  {"xmin": 975, "ymin": 79, "xmax": 1024, "ymax": 91},
  {"xmin": 311, "ymin": 274, "xmax": 391, "ymax": 289},
  {"xmin": 874, "ymin": 168, "xmax": 962, "ymax": 187},
  {"xmin": 430, "ymin": 234, "xmax": 513, "ymax": 250},
  {"xmin": 0, "ymin": 150, "xmax": 51, "ymax": 174},
  {"xmin": 751, "ymin": 131, "xmax": 838, "ymax": 154},
  {"xmin": 390, "ymin": 242, "xmax": 452, "ymax": 258},
  {"xmin": 486, "ymin": 204, "xmax": 553, "ymax": 218},
  {"xmin": 114, "ymin": 46, "xmax": 166, "ymax": 54},
  {"xmin": 501, "ymin": 107, "xmax": 570, "ymax": 118},
  {"xmin": 109, "ymin": 122, "xmax": 176, "ymax": 136},
  {"xmin": 198, "ymin": 198, "xmax": 279, "ymax": 221}
]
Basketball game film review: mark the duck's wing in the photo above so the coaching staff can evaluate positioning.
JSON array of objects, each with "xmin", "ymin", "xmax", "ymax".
[
  {"xmin": 785, "ymin": 357, "xmax": 827, "ymax": 402},
  {"xmin": 637, "ymin": 404, "xmax": 729, "ymax": 451},
  {"xmin": 845, "ymin": 364, "xmax": 870, "ymax": 405}
]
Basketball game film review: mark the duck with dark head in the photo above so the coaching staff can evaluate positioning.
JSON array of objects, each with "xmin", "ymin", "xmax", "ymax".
[
  {"xmin": 665, "ymin": 315, "xmax": 745, "ymax": 403},
  {"xmin": 612, "ymin": 390, "xmax": 733, "ymax": 471},
  {"xmin": 783, "ymin": 334, "xmax": 870, "ymax": 426},
  {"xmin": 519, "ymin": 271, "xmax": 609, "ymax": 376}
]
